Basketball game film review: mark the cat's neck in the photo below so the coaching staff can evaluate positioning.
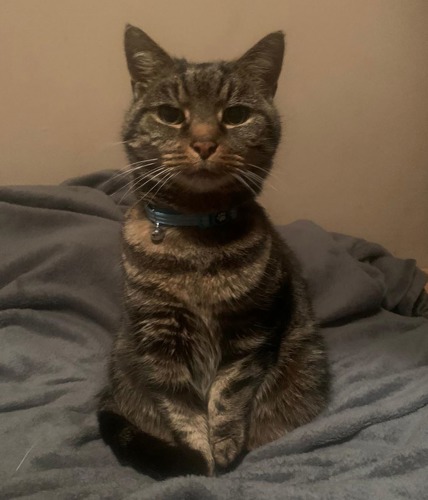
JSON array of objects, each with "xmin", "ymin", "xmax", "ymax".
[
  {"xmin": 144, "ymin": 204, "xmax": 239, "ymax": 230},
  {"xmin": 132, "ymin": 198, "xmax": 267, "ymax": 246},
  {"xmin": 141, "ymin": 189, "xmax": 254, "ymax": 215}
]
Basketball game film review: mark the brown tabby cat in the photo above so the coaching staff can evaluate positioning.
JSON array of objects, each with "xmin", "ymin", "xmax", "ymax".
[{"xmin": 98, "ymin": 25, "xmax": 329, "ymax": 479}]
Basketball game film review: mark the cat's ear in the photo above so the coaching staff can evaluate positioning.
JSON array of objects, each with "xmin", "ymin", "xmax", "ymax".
[
  {"xmin": 124, "ymin": 25, "xmax": 174, "ymax": 93},
  {"xmin": 236, "ymin": 32, "xmax": 285, "ymax": 98}
]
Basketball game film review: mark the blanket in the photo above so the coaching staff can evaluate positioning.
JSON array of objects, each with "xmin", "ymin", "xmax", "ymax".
[{"xmin": 1, "ymin": 170, "xmax": 427, "ymax": 499}]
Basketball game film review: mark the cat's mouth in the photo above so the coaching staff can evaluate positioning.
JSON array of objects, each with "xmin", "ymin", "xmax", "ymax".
[
  {"xmin": 183, "ymin": 161, "xmax": 225, "ymax": 175},
  {"xmin": 175, "ymin": 162, "xmax": 234, "ymax": 192},
  {"xmin": 159, "ymin": 153, "xmax": 260, "ymax": 195}
]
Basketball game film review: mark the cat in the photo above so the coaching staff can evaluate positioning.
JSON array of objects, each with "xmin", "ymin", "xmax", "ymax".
[{"xmin": 98, "ymin": 24, "xmax": 329, "ymax": 479}]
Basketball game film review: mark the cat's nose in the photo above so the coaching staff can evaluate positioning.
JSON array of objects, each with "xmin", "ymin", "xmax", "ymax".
[{"xmin": 191, "ymin": 141, "xmax": 218, "ymax": 160}]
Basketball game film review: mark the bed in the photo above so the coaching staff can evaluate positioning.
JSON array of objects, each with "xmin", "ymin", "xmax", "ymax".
[{"xmin": 1, "ymin": 170, "xmax": 427, "ymax": 499}]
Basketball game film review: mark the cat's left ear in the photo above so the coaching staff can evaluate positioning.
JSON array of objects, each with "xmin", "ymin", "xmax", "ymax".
[
  {"xmin": 124, "ymin": 25, "xmax": 174, "ymax": 96},
  {"xmin": 236, "ymin": 32, "xmax": 285, "ymax": 98}
]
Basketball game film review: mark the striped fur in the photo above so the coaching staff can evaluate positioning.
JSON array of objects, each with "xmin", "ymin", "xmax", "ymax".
[{"xmin": 98, "ymin": 25, "xmax": 329, "ymax": 479}]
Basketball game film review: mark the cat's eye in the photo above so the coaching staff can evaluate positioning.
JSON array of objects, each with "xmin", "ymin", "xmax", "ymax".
[
  {"xmin": 222, "ymin": 106, "xmax": 251, "ymax": 126},
  {"xmin": 157, "ymin": 105, "xmax": 185, "ymax": 125}
]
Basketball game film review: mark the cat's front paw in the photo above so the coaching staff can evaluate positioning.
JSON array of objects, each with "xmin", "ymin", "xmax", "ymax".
[
  {"xmin": 212, "ymin": 437, "xmax": 240, "ymax": 469},
  {"xmin": 211, "ymin": 427, "xmax": 246, "ymax": 472}
]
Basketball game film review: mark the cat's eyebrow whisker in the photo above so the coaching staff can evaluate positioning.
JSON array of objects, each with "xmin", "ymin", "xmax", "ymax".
[
  {"xmin": 97, "ymin": 139, "xmax": 134, "ymax": 152},
  {"xmin": 103, "ymin": 139, "xmax": 133, "ymax": 148}
]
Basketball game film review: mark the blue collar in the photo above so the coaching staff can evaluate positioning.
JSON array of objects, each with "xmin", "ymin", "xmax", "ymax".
[{"xmin": 144, "ymin": 204, "xmax": 238, "ymax": 229}]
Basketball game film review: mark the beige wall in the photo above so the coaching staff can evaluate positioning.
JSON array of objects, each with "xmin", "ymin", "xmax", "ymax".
[{"xmin": 1, "ymin": 0, "xmax": 427, "ymax": 265}]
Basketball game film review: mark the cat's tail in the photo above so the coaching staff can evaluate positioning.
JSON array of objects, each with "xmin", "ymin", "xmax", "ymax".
[{"xmin": 97, "ymin": 409, "xmax": 209, "ymax": 479}]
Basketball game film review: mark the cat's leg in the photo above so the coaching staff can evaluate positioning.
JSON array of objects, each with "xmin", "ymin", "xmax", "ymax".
[
  {"xmin": 100, "ymin": 302, "xmax": 216, "ymax": 477},
  {"xmin": 98, "ymin": 387, "xmax": 213, "ymax": 479},
  {"xmin": 155, "ymin": 392, "xmax": 215, "ymax": 475},
  {"xmin": 127, "ymin": 315, "xmax": 215, "ymax": 475},
  {"xmin": 248, "ymin": 326, "xmax": 329, "ymax": 450},
  {"xmin": 208, "ymin": 355, "xmax": 265, "ymax": 472},
  {"xmin": 97, "ymin": 410, "xmax": 210, "ymax": 479}
]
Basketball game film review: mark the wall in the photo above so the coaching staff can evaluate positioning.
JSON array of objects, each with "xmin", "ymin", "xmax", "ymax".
[{"xmin": 1, "ymin": 0, "xmax": 427, "ymax": 265}]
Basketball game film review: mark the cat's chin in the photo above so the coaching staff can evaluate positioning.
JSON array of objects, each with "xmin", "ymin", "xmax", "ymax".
[{"xmin": 177, "ymin": 170, "xmax": 232, "ymax": 193}]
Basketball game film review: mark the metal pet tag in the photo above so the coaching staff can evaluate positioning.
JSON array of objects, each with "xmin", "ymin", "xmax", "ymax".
[{"xmin": 151, "ymin": 222, "xmax": 165, "ymax": 244}]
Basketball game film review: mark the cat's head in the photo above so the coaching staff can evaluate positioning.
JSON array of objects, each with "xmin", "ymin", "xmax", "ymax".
[{"xmin": 122, "ymin": 25, "xmax": 284, "ymax": 212}]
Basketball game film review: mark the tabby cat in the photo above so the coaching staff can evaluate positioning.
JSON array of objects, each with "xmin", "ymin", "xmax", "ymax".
[{"xmin": 98, "ymin": 25, "xmax": 329, "ymax": 479}]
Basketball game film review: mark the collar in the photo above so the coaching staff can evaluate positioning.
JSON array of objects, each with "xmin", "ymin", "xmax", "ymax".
[{"xmin": 144, "ymin": 204, "xmax": 238, "ymax": 229}]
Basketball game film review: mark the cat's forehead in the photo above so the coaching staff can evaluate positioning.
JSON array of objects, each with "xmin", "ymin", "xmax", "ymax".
[
  {"xmin": 179, "ymin": 62, "xmax": 231, "ymax": 101},
  {"xmin": 150, "ymin": 61, "xmax": 250, "ymax": 106}
]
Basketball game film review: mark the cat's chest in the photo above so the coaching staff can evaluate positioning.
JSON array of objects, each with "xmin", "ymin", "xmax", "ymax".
[{"xmin": 124, "ymin": 215, "xmax": 271, "ymax": 310}]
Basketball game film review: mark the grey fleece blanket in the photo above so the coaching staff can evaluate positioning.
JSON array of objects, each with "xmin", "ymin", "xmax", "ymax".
[{"xmin": 1, "ymin": 170, "xmax": 427, "ymax": 499}]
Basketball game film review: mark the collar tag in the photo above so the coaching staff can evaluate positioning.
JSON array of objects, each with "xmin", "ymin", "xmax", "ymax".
[{"xmin": 151, "ymin": 222, "xmax": 166, "ymax": 244}]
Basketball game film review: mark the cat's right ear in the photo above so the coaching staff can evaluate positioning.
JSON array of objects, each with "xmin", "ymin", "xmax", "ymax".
[
  {"xmin": 236, "ymin": 32, "xmax": 285, "ymax": 98},
  {"xmin": 124, "ymin": 25, "xmax": 173, "ymax": 96}
]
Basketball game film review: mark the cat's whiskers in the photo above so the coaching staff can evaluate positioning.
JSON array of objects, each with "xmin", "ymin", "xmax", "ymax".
[
  {"xmin": 107, "ymin": 163, "xmax": 161, "ymax": 198},
  {"xmin": 107, "ymin": 167, "xmax": 155, "ymax": 191},
  {"xmin": 213, "ymin": 153, "xmax": 245, "ymax": 168},
  {"xmin": 238, "ymin": 168, "xmax": 279, "ymax": 193},
  {"xmin": 230, "ymin": 172, "xmax": 258, "ymax": 197},
  {"xmin": 137, "ymin": 169, "xmax": 179, "ymax": 203},
  {"xmin": 161, "ymin": 153, "xmax": 191, "ymax": 169},
  {"xmin": 238, "ymin": 170, "xmax": 263, "ymax": 188},
  {"xmin": 150, "ymin": 171, "xmax": 180, "ymax": 200},
  {"xmin": 131, "ymin": 166, "xmax": 173, "ymax": 194},
  {"xmin": 108, "ymin": 158, "xmax": 160, "ymax": 182},
  {"xmin": 117, "ymin": 165, "xmax": 170, "ymax": 205},
  {"xmin": 117, "ymin": 181, "xmax": 140, "ymax": 206},
  {"xmin": 246, "ymin": 163, "xmax": 282, "ymax": 183},
  {"xmin": 238, "ymin": 171, "xmax": 265, "ymax": 193},
  {"xmin": 129, "ymin": 157, "xmax": 159, "ymax": 166},
  {"xmin": 114, "ymin": 164, "xmax": 164, "ymax": 195},
  {"xmin": 221, "ymin": 153, "xmax": 245, "ymax": 162},
  {"xmin": 107, "ymin": 160, "xmax": 161, "ymax": 189},
  {"xmin": 217, "ymin": 159, "xmax": 244, "ymax": 168},
  {"xmin": 244, "ymin": 163, "xmax": 282, "ymax": 191}
]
